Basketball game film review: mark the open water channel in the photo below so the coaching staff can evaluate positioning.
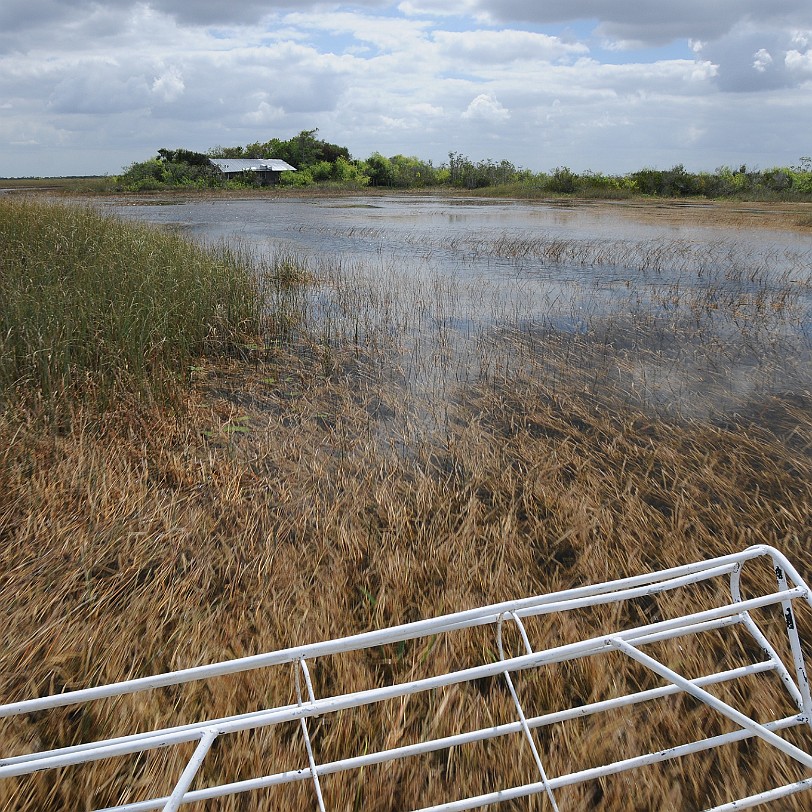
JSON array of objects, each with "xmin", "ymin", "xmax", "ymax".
[{"xmin": 108, "ymin": 195, "xmax": 812, "ymax": 421}]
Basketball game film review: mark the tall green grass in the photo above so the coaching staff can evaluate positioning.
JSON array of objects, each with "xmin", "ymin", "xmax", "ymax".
[{"xmin": 0, "ymin": 198, "xmax": 261, "ymax": 404}]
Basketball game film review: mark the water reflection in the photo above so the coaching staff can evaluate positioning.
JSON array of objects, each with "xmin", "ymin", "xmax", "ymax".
[{"xmin": 110, "ymin": 196, "xmax": 812, "ymax": 424}]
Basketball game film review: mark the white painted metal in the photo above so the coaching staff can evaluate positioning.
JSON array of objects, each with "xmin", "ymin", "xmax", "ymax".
[{"xmin": 1, "ymin": 544, "xmax": 811, "ymax": 811}]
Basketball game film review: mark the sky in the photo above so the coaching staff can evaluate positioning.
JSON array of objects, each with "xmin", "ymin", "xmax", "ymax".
[{"xmin": 1, "ymin": 1, "xmax": 812, "ymax": 178}]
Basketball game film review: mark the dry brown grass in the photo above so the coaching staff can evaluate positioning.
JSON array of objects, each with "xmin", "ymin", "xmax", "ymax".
[{"xmin": 2, "ymin": 337, "xmax": 812, "ymax": 809}]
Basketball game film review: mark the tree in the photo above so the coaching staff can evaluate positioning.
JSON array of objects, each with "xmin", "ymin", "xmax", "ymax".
[
  {"xmin": 364, "ymin": 153, "xmax": 394, "ymax": 187},
  {"xmin": 156, "ymin": 148, "xmax": 210, "ymax": 167}
]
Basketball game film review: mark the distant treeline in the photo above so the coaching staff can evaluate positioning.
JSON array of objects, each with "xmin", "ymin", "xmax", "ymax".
[{"xmin": 117, "ymin": 129, "xmax": 812, "ymax": 200}]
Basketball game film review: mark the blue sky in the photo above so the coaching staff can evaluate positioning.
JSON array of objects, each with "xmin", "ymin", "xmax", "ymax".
[{"xmin": 1, "ymin": 1, "xmax": 811, "ymax": 177}]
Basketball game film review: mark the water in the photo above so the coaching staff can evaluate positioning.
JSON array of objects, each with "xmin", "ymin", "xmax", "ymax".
[
  {"xmin": 108, "ymin": 195, "xmax": 812, "ymax": 422},
  {"xmin": 108, "ymin": 195, "xmax": 809, "ymax": 267}
]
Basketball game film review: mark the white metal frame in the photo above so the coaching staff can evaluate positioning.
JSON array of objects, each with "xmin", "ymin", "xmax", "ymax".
[{"xmin": 2, "ymin": 544, "xmax": 812, "ymax": 811}]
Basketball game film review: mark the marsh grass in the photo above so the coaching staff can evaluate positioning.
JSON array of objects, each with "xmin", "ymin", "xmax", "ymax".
[
  {"xmin": 0, "ymin": 198, "xmax": 261, "ymax": 406},
  {"xmin": 2, "ymin": 207, "xmax": 812, "ymax": 810}
]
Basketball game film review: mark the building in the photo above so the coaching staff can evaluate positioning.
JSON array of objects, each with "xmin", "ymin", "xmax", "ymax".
[{"xmin": 209, "ymin": 158, "xmax": 296, "ymax": 186}]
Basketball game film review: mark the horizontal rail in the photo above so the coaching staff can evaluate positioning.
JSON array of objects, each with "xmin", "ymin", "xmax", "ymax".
[
  {"xmin": 92, "ymin": 662, "xmax": 785, "ymax": 812},
  {"xmin": 413, "ymin": 716, "xmax": 808, "ymax": 812},
  {"xmin": 0, "ymin": 547, "xmax": 785, "ymax": 720},
  {"xmin": 3, "ymin": 589, "xmax": 802, "ymax": 779}
]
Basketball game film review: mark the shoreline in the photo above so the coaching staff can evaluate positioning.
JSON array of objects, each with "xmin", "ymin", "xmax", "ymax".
[{"xmin": 4, "ymin": 177, "xmax": 812, "ymax": 233}]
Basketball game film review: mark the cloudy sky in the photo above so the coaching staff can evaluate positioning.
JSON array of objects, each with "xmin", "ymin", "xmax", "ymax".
[{"xmin": 2, "ymin": 1, "xmax": 812, "ymax": 178}]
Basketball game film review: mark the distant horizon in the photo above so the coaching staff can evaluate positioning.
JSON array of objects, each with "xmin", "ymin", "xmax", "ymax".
[
  {"xmin": 2, "ymin": 147, "xmax": 808, "ymax": 183},
  {"xmin": 2, "ymin": 2, "xmax": 811, "ymax": 179}
]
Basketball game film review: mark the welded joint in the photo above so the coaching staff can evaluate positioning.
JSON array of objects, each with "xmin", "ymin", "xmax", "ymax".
[{"xmin": 162, "ymin": 727, "xmax": 219, "ymax": 812}]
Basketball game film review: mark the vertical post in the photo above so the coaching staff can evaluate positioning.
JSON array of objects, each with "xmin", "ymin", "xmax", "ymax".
[
  {"xmin": 296, "ymin": 657, "xmax": 327, "ymax": 811},
  {"xmin": 730, "ymin": 562, "xmax": 806, "ymax": 711},
  {"xmin": 497, "ymin": 612, "xmax": 560, "ymax": 812},
  {"xmin": 773, "ymin": 560, "xmax": 812, "ymax": 728}
]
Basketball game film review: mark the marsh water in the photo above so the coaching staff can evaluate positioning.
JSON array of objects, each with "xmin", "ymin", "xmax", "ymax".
[{"xmin": 110, "ymin": 195, "xmax": 812, "ymax": 422}]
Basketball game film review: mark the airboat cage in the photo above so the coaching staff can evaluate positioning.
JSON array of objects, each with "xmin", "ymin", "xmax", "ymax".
[{"xmin": 2, "ymin": 544, "xmax": 812, "ymax": 810}]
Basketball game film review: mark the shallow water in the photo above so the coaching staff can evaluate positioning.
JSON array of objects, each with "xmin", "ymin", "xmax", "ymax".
[
  {"xmin": 109, "ymin": 195, "xmax": 812, "ymax": 422},
  {"xmin": 108, "ymin": 195, "xmax": 808, "ymax": 268}
]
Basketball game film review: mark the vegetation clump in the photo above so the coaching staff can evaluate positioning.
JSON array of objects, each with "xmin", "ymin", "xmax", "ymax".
[
  {"xmin": 116, "ymin": 125, "xmax": 812, "ymax": 202},
  {"xmin": 0, "ymin": 197, "xmax": 261, "ymax": 405}
]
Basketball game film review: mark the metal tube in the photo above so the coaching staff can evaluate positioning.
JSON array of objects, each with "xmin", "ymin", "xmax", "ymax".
[
  {"xmin": 773, "ymin": 557, "xmax": 812, "ymax": 724},
  {"xmin": 704, "ymin": 777, "xmax": 812, "ymax": 812},
  {"xmin": 0, "ymin": 556, "xmax": 755, "ymax": 719},
  {"xmin": 295, "ymin": 659, "xmax": 326, "ymax": 812},
  {"xmin": 496, "ymin": 612, "xmax": 559, "ymax": 812},
  {"xmin": 161, "ymin": 729, "xmax": 217, "ymax": 812},
  {"xmin": 93, "ymin": 663, "xmax": 785, "ymax": 812},
  {"xmin": 412, "ymin": 716, "xmax": 808, "ymax": 812},
  {"xmin": 1, "ymin": 590, "xmax": 803, "ymax": 780},
  {"xmin": 4, "ymin": 544, "xmax": 811, "ymax": 812},
  {"xmin": 612, "ymin": 638, "xmax": 812, "ymax": 769}
]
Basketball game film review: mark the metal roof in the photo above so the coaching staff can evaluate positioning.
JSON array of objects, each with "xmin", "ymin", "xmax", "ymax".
[{"xmin": 209, "ymin": 158, "xmax": 296, "ymax": 173}]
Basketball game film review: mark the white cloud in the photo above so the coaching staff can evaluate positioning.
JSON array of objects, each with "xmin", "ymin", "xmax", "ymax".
[
  {"xmin": 462, "ymin": 93, "xmax": 509, "ymax": 121},
  {"xmin": 791, "ymin": 30, "xmax": 811, "ymax": 48},
  {"xmin": 398, "ymin": 1, "xmax": 475, "ymax": 16},
  {"xmin": 0, "ymin": 2, "xmax": 811, "ymax": 177},
  {"xmin": 241, "ymin": 100, "xmax": 286, "ymax": 126},
  {"xmin": 786, "ymin": 48, "xmax": 812, "ymax": 73},
  {"xmin": 152, "ymin": 66, "xmax": 185, "ymax": 102},
  {"xmin": 407, "ymin": 102, "xmax": 444, "ymax": 117},
  {"xmin": 433, "ymin": 29, "xmax": 587, "ymax": 63},
  {"xmin": 695, "ymin": 21, "xmax": 812, "ymax": 91},
  {"xmin": 753, "ymin": 48, "xmax": 773, "ymax": 72}
]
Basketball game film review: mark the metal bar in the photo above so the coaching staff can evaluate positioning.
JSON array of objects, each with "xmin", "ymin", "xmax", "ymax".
[
  {"xmin": 96, "ymin": 717, "xmax": 809, "ymax": 812},
  {"xmin": 162, "ymin": 728, "xmax": 217, "ymax": 812},
  {"xmin": 513, "ymin": 563, "xmax": 739, "ymax": 623},
  {"xmin": 3, "ymin": 545, "xmax": 811, "ymax": 812},
  {"xmin": 773, "ymin": 558, "xmax": 812, "ymax": 723},
  {"xmin": 92, "ymin": 663, "xmax": 786, "ymax": 812},
  {"xmin": 704, "ymin": 777, "xmax": 812, "ymax": 812},
  {"xmin": 730, "ymin": 556, "xmax": 808, "ymax": 712},
  {"xmin": 0, "ymin": 705, "xmax": 296, "ymax": 769},
  {"xmin": 1, "ymin": 554, "xmax": 761, "ymax": 720},
  {"xmin": 0, "ymin": 614, "xmax": 747, "ymax": 774},
  {"xmin": 612, "ymin": 638, "xmax": 812, "ymax": 769},
  {"xmin": 412, "ymin": 716, "xmax": 809, "ymax": 812},
  {"xmin": 496, "ymin": 612, "xmax": 560, "ymax": 812},
  {"xmin": 296, "ymin": 658, "xmax": 326, "ymax": 812},
  {"xmin": 79, "ymin": 660, "xmax": 784, "ymax": 812},
  {"xmin": 2, "ymin": 591, "xmax": 803, "ymax": 780}
]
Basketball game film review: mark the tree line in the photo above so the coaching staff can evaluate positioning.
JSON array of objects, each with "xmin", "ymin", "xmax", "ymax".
[{"xmin": 117, "ymin": 129, "xmax": 812, "ymax": 200}]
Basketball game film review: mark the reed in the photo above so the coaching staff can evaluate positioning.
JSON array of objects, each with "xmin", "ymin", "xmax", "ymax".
[
  {"xmin": 0, "ymin": 198, "xmax": 261, "ymax": 406},
  {"xmin": 1, "ymin": 202, "xmax": 812, "ymax": 810}
]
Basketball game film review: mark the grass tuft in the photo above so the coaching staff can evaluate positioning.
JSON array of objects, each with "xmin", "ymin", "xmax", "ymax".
[{"xmin": 0, "ymin": 197, "xmax": 261, "ymax": 406}]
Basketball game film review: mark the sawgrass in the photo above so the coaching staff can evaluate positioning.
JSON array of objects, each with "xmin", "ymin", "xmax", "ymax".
[
  {"xmin": 1, "ymin": 207, "xmax": 812, "ymax": 810},
  {"xmin": 0, "ymin": 197, "xmax": 262, "ymax": 406}
]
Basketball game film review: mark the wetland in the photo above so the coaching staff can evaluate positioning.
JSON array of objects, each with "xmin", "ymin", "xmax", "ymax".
[{"xmin": 2, "ymin": 193, "xmax": 812, "ymax": 810}]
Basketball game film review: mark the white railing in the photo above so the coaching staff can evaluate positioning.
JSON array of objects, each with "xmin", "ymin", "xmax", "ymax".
[{"xmin": 2, "ymin": 544, "xmax": 812, "ymax": 811}]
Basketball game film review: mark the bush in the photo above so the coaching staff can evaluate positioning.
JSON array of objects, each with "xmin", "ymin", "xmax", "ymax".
[{"xmin": 547, "ymin": 166, "xmax": 578, "ymax": 193}]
